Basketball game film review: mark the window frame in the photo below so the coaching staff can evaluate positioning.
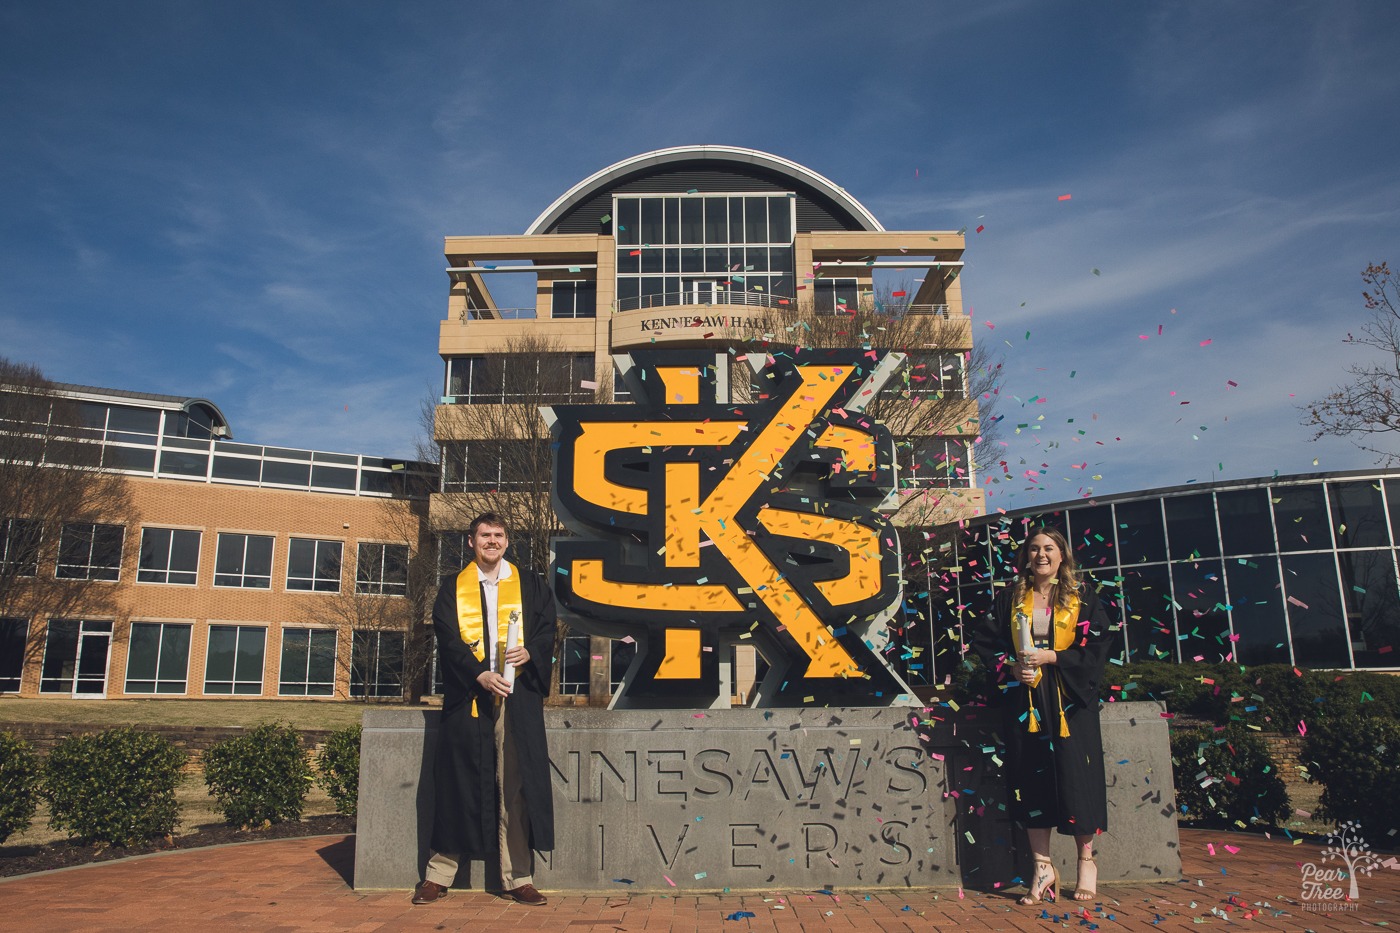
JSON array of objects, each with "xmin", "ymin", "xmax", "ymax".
[
  {"xmin": 213, "ymin": 532, "xmax": 275, "ymax": 589},
  {"xmin": 278, "ymin": 627, "xmax": 338, "ymax": 697},
  {"xmin": 355, "ymin": 541, "xmax": 409, "ymax": 596},
  {"xmin": 203, "ymin": 623, "xmax": 268, "ymax": 695},
  {"xmin": 136, "ymin": 527, "xmax": 202, "ymax": 586},
  {"xmin": 55, "ymin": 522, "xmax": 125, "ymax": 582},
  {"xmin": 286, "ymin": 537, "xmax": 343, "ymax": 593},
  {"xmin": 123, "ymin": 621, "xmax": 193, "ymax": 695}
]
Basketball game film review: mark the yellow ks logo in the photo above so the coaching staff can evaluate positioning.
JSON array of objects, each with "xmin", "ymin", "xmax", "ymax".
[{"xmin": 546, "ymin": 349, "xmax": 915, "ymax": 707}]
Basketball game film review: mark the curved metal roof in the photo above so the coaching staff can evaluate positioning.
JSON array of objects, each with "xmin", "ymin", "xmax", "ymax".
[{"xmin": 524, "ymin": 145, "xmax": 884, "ymax": 235}]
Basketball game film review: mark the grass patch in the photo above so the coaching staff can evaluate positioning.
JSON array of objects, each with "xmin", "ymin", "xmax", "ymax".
[{"xmin": 0, "ymin": 698, "xmax": 408, "ymax": 731}]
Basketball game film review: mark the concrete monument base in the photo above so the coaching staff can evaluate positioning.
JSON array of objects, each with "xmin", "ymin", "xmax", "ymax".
[{"xmin": 352, "ymin": 701, "xmax": 1178, "ymax": 892}]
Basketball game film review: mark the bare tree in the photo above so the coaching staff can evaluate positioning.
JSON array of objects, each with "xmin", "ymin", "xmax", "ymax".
[
  {"xmin": 0, "ymin": 358, "xmax": 133, "ymax": 672},
  {"xmin": 737, "ymin": 284, "xmax": 1002, "ymax": 525},
  {"xmin": 433, "ymin": 335, "xmax": 610, "ymax": 697},
  {"xmin": 1305, "ymin": 261, "xmax": 1400, "ymax": 462}
]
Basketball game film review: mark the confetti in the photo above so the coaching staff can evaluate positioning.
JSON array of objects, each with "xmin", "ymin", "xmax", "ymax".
[{"xmin": 1058, "ymin": 193, "xmax": 1072, "ymax": 201}]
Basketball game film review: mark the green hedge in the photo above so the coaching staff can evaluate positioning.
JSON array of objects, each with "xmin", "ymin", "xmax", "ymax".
[
  {"xmin": 1101, "ymin": 661, "xmax": 1400, "ymax": 727},
  {"xmin": 1301, "ymin": 714, "xmax": 1400, "ymax": 844},
  {"xmin": 203, "ymin": 722, "xmax": 312, "ymax": 828},
  {"xmin": 0, "ymin": 732, "xmax": 40, "ymax": 844},
  {"xmin": 315, "ymin": 725, "xmax": 361, "ymax": 819},
  {"xmin": 41, "ymin": 728, "xmax": 187, "ymax": 846},
  {"xmin": 1170, "ymin": 723, "xmax": 1289, "ymax": 828}
]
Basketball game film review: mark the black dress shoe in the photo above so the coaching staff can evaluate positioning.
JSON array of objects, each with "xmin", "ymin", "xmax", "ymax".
[{"xmin": 412, "ymin": 880, "xmax": 450, "ymax": 905}]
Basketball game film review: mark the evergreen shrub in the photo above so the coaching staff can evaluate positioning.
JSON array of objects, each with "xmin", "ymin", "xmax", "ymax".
[
  {"xmin": 1170, "ymin": 723, "xmax": 1289, "ymax": 828},
  {"xmin": 315, "ymin": 725, "xmax": 361, "ymax": 819},
  {"xmin": 203, "ymin": 722, "xmax": 312, "ymax": 828},
  {"xmin": 0, "ymin": 732, "xmax": 40, "ymax": 844},
  {"xmin": 42, "ymin": 728, "xmax": 186, "ymax": 846},
  {"xmin": 1301, "ymin": 713, "xmax": 1400, "ymax": 844}
]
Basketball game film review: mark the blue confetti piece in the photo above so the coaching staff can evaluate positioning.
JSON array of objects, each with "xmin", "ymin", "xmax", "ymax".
[{"xmin": 725, "ymin": 911, "xmax": 756, "ymax": 921}]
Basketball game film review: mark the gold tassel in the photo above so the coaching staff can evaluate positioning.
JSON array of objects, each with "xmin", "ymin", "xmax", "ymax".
[
  {"xmin": 470, "ymin": 697, "xmax": 478, "ymax": 719},
  {"xmin": 1027, "ymin": 697, "xmax": 1041, "ymax": 733},
  {"xmin": 1057, "ymin": 682, "xmax": 1071, "ymax": 737}
]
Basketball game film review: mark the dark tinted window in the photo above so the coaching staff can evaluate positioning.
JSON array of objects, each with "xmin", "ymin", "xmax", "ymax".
[
  {"xmin": 1329, "ymin": 480, "xmax": 1389, "ymax": 549},
  {"xmin": 1217, "ymin": 487, "xmax": 1274, "ymax": 556},
  {"xmin": 1114, "ymin": 499, "xmax": 1166, "ymax": 565},
  {"xmin": 1272, "ymin": 484, "xmax": 1332, "ymax": 552},
  {"xmin": 1165, "ymin": 493, "xmax": 1220, "ymax": 561}
]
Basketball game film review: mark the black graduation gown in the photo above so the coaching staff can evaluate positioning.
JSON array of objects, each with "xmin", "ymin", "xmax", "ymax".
[
  {"xmin": 429, "ymin": 566, "xmax": 557, "ymax": 858},
  {"xmin": 971, "ymin": 585, "xmax": 1112, "ymax": 836}
]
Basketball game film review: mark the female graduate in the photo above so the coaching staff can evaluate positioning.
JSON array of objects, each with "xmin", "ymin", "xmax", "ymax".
[{"xmin": 972, "ymin": 526, "xmax": 1113, "ymax": 905}]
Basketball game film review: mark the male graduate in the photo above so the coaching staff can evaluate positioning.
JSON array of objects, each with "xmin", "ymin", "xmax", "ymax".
[{"xmin": 413, "ymin": 513, "xmax": 556, "ymax": 906}]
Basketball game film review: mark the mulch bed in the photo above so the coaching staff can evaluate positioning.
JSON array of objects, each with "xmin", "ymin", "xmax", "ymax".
[{"xmin": 0, "ymin": 814, "xmax": 355, "ymax": 878}]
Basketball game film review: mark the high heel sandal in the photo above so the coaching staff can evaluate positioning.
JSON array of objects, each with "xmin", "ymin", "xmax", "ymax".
[
  {"xmin": 1073, "ymin": 855, "xmax": 1097, "ymax": 901},
  {"xmin": 1019, "ymin": 856, "xmax": 1058, "ymax": 905}
]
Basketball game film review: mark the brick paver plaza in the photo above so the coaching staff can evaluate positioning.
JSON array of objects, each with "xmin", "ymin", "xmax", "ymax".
[{"xmin": 1, "ymin": 828, "xmax": 1395, "ymax": 931}]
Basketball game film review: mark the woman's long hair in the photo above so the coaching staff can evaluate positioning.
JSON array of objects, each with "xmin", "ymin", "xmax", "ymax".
[{"xmin": 1010, "ymin": 525, "xmax": 1081, "ymax": 608}]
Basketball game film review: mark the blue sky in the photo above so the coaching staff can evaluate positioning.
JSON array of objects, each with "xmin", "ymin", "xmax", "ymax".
[{"xmin": 2, "ymin": 1, "xmax": 1398, "ymax": 511}]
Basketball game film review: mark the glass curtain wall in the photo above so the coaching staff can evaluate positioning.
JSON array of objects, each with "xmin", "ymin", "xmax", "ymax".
[
  {"xmin": 614, "ymin": 194, "xmax": 796, "ymax": 311},
  {"xmin": 930, "ymin": 475, "xmax": 1400, "ymax": 679}
]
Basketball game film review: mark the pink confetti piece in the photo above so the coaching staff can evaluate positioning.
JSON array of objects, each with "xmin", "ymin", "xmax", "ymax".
[
  {"xmin": 1200, "ymin": 339, "xmax": 1213, "ymax": 346},
  {"xmin": 1058, "ymin": 194, "xmax": 1072, "ymax": 201},
  {"xmin": 1227, "ymin": 380, "xmax": 1238, "ymax": 387},
  {"xmin": 1225, "ymin": 845, "xmax": 1240, "ymax": 854},
  {"xmin": 1298, "ymin": 720, "xmax": 1307, "ymax": 737},
  {"xmin": 1207, "ymin": 843, "xmax": 1216, "ymax": 855},
  {"xmin": 975, "ymin": 225, "xmax": 984, "ymax": 233},
  {"xmin": 663, "ymin": 875, "xmax": 676, "ymax": 887}
]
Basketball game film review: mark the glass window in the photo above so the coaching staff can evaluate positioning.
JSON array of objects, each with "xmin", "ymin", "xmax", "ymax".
[
  {"xmin": 351, "ymin": 630, "xmax": 404, "ymax": 698},
  {"xmin": 287, "ymin": 538, "xmax": 342, "ymax": 592},
  {"xmin": 124, "ymin": 622, "xmax": 191, "ymax": 694},
  {"xmin": 1171, "ymin": 560, "xmax": 1230, "ymax": 662},
  {"xmin": 1272, "ymin": 483, "xmax": 1332, "ymax": 552},
  {"xmin": 356, "ymin": 542, "xmax": 409, "ymax": 596},
  {"xmin": 0, "ymin": 618, "xmax": 27, "ymax": 692},
  {"xmin": 768, "ymin": 195, "xmax": 792, "ymax": 243},
  {"xmin": 0, "ymin": 518, "xmax": 41, "ymax": 577},
  {"xmin": 663, "ymin": 197, "xmax": 679, "ymax": 245},
  {"xmin": 106, "ymin": 406, "xmax": 159, "ymax": 436},
  {"xmin": 704, "ymin": 197, "xmax": 727, "ymax": 243},
  {"xmin": 437, "ymin": 531, "xmax": 471, "ymax": 578},
  {"xmin": 1280, "ymin": 553, "xmax": 1349, "ymax": 668},
  {"xmin": 211, "ymin": 455, "xmax": 261, "ymax": 483},
  {"xmin": 56, "ymin": 523, "xmax": 124, "ymax": 581},
  {"xmin": 310, "ymin": 465, "xmax": 356, "ymax": 491},
  {"xmin": 639, "ymin": 198, "xmax": 663, "ymax": 245},
  {"xmin": 551, "ymin": 280, "xmax": 597, "ymax": 319},
  {"xmin": 137, "ymin": 528, "xmax": 201, "ymax": 585},
  {"xmin": 1338, "ymin": 550, "xmax": 1400, "ymax": 668},
  {"xmin": 1224, "ymin": 557, "xmax": 1290, "ymax": 665},
  {"xmin": 214, "ymin": 533, "xmax": 274, "ymax": 588},
  {"xmin": 158, "ymin": 449, "xmax": 209, "ymax": 478},
  {"xmin": 1067, "ymin": 505, "xmax": 1114, "ymax": 570},
  {"xmin": 1217, "ymin": 488, "xmax": 1274, "ymax": 557},
  {"xmin": 1120, "ymin": 564, "xmax": 1176, "ymax": 662},
  {"xmin": 680, "ymin": 198, "xmax": 703, "ymax": 243},
  {"xmin": 39, "ymin": 619, "xmax": 79, "ymax": 693},
  {"xmin": 102, "ymin": 445, "xmax": 155, "ymax": 473},
  {"xmin": 616, "ymin": 197, "xmax": 639, "ymax": 245},
  {"xmin": 744, "ymin": 196, "xmax": 767, "ymax": 244},
  {"xmin": 814, "ymin": 278, "xmax": 859, "ymax": 314},
  {"xmin": 1114, "ymin": 499, "xmax": 1167, "ymax": 565},
  {"xmin": 1164, "ymin": 493, "xmax": 1220, "ymax": 561},
  {"xmin": 611, "ymin": 637, "xmax": 636, "ymax": 693},
  {"xmin": 558, "ymin": 634, "xmax": 589, "ymax": 696},
  {"xmin": 1329, "ymin": 480, "xmax": 1389, "ymax": 549},
  {"xmin": 204, "ymin": 624, "xmax": 267, "ymax": 695},
  {"xmin": 262, "ymin": 460, "xmax": 310, "ymax": 487},
  {"xmin": 279, "ymin": 628, "xmax": 337, "ymax": 696}
]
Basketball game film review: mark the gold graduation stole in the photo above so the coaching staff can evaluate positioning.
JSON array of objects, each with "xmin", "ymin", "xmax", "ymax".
[
  {"xmin": 1013, "ymin": 587, "xmax": 1080, "ymax": 738},
  {"xmin": 455, "ymin": 562, "xmax": 524, "ymax": 717}
]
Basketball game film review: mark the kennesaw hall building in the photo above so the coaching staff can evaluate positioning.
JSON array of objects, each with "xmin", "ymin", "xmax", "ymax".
[
  {"xmin": 431, "ymin": 145, "xmax": 985, "ymax": 701},
  {"xmin": 0, "ymin": 383, "xmax": 434, "ymax": 700}
]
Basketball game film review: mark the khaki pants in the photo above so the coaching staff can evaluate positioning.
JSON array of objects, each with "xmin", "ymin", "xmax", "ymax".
[{"xmin": 424, "ymin": 703, "xmax": 533, "ymax": 890}]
